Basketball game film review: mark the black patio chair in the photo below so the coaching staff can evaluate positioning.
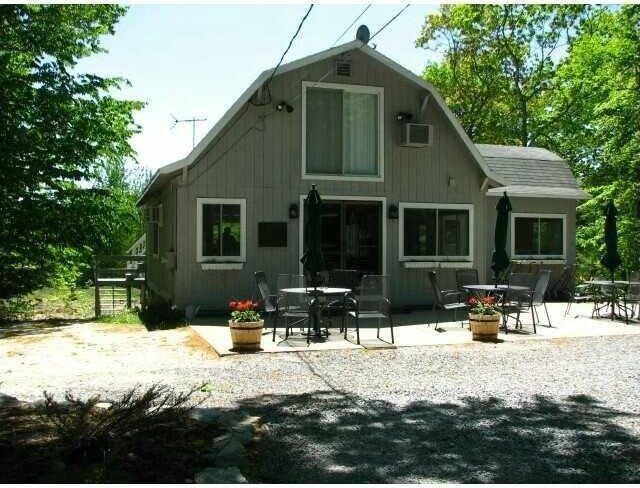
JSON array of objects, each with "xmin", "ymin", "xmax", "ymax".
[
  {"xmin": 427, "ymin": 271, "xmax": 467, "ymax": 331},
  {"xmin": 562, "ymin": 266, "xmax": 597, "ymax": 318},
  {"xmin": 254, "ymin": 271, "xmax": 279, "ymax": 341},
  {"xmin": 511, "ymin": 269, "xmax": 553, "ymax": 333},
  {"xmin": 343, "ymin": 275, "xmax": 394, "ymax": 345},
  {"xmin": 623, "ymin": 277, "xmax": 640, "ymax": 323},
  {"xmin": 456, "ymin": 269, "xmax": 479, "ymax": 297},
  {"xmin": 324, "ymin": 269, "xmax": 361, "ymax": 330}
]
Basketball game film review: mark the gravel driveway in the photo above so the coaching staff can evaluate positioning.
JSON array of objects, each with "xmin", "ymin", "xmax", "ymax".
[{"xmin": 2, "ymin": 321, "xmax": 640, "ymax": 483}]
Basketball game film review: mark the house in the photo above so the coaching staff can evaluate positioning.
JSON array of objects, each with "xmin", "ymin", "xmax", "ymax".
[{"xmin": 136, "ymin": 36, "xmax": 589, "ymax": 312}]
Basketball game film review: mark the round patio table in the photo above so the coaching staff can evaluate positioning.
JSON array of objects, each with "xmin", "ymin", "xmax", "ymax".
[
  {"xmin": 463, "ymin": 284, "xmax": 531, "ymax": 332},
  {"xmin": 584, "ymin": 280, "xmax": 633, "ymax": 321},
  {"xmin": 280, "ymin": 287, "xmax": 351, "ymax": 337}
]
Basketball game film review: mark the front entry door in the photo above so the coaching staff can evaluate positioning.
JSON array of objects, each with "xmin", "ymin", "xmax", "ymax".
[{"xmin": 319, "ymin": 201, "xmax": 382, "ymax": 274}]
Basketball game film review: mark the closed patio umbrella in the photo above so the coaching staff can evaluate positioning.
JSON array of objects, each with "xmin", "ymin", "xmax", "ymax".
[
  {"xmin": 300, "ymin": 184, "xmax": 325, "ymax": 287},
  {"xmin": 600, "ymin": 200, "xmax": 621, "ymax": 281},
  {"xmin": 491, "ymin": 192, "xmax": 512, "ymax": 283}
]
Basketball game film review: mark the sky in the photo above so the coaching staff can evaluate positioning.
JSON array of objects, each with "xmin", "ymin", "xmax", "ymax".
[{"xmin": 75, "ymin": 3, "xmax": 441, "ymax": 172}]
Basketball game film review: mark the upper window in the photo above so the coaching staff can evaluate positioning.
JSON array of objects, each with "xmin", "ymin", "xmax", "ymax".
[
  {"xmin": 512, "ymin": 213, "xmax": 565, "ymax": 259},
  {"xmin": 399, "ymin": 203, "xmax": 474, "ymax": 261},
  {"xmin": 148, "ymin": 204, "xmax": 162, "ymax": 257},
  {"xmin": 197, "ymin": 198, "xmax": 246, "ymax": 262},
  {"xmin": 302, "ymin": 82, "xmax": 384, "ymax": 181}
]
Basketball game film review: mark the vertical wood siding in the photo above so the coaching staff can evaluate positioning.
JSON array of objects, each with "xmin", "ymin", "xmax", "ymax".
[{"xmin": 152, "ymin": 49, "xmax": 574, "ymax": 310}]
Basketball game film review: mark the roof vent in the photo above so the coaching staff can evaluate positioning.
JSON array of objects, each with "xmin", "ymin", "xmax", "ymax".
[{"xmin": 336, "ymin": 60, "xmax": 352, "ymax": 77}]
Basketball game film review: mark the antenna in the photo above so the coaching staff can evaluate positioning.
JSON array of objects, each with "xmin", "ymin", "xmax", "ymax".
[{"xmin": 170, "ymin": 114, "xmax": 207, "ymax": 149}]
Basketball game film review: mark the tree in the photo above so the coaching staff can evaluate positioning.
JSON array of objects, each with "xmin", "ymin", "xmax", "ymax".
[
  {"xmin": 0, "ymin": 5, "xmax": 144, "ymax": 298},
  {"xmin": 416, "ymin": 4, "xmax": 589, "ymax": 146},
  {"xmin": 551, "ymin": 6, "xmax": 640, "ymax": 275}
]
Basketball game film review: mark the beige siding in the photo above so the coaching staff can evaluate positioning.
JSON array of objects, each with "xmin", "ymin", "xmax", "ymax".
[{"xmin": 166, "ymin": 49, "xmax": 572, "ymax": 310}]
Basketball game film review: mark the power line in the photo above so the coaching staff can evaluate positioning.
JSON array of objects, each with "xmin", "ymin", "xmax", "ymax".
[
  {"xmin": 332, "ymin": 4, "xmax": 372, "ymax": 47},
  {"xmin": 267, "ymin": 4, "xmax": 314, "ymax": 87},
  {"xmin": 369, "ymin": 4, "xmax": 410, "ymax": 42}
]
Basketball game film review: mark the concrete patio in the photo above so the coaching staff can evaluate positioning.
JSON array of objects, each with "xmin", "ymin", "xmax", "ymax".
[{"xmin": 190, "ymin": 301, "xmax": 640, "ymax": 357}]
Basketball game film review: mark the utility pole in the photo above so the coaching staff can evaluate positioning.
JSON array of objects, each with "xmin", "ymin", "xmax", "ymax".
[{"xmin": 170, "ymin": 114, "xmax": 207, "ymax": 149}]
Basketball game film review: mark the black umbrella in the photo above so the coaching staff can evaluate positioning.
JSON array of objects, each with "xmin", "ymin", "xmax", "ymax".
[
  {"xmin": 491, "ymin": 192, "xmax": 512, "ymax": 283},
  {"xmin": 600, "ymin": 200, "xmax": 621, "ymax": 281},
  {"xmin": 300, "ymin": 184, "xmax": 325, "ymax": 287}
]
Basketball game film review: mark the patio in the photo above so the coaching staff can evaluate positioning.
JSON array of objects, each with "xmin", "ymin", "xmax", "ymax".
[{"xmin": 190, "ymin": 301, "xmax": 640, "ymax": 356}]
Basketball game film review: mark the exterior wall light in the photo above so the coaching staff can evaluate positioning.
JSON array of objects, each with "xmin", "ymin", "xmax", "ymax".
[
  {"xmin": 388, "ymin": 204, "xmax": 399, "ymax": 220},
  {"xmin": 396, "ymin": 112, "xmax": 412, "ymax": 122},
  {"xmin": 277, "ymin": 101, "xmax": 294, "ymax": 113},
  {"xmin": 289, "ymin": 203, "xmax": 299, "ymax": 219}
]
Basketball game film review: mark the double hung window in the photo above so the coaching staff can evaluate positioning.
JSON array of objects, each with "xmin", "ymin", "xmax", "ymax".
[{"xmin": 303, "ymin": 82, "xmax": 383, "ymax": 180}]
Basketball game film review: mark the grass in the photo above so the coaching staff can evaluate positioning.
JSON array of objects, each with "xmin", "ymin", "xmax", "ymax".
[{"xmin": 99, "ymin": 309, "xmax": 144, "ymax": 325}]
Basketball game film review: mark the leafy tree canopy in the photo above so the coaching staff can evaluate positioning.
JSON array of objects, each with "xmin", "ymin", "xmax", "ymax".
[
  {"xmin": 0, "ymin": 5, "xmax": 145, "ymax": 298},
  {"xmin": 416, "ymin": 4, "xmax": 589, "ymax": 146},
  {"xmin": 417, "ymin": 4, "xmax": 640, "ymax": 276}
]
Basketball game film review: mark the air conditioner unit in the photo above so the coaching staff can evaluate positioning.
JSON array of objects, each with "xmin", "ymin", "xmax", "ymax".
[{"xmin": 401, "ymin": 123, "xmax": 432, "ymax": 147}]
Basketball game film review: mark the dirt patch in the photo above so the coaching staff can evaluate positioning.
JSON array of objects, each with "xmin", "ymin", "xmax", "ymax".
[
  {"xmin": 184, "ymin": 330, "xmax": 219, "ymax": 359},
  {"xmin": 92, "ymin": 322, "xmax": 146, "ymax": 334}
]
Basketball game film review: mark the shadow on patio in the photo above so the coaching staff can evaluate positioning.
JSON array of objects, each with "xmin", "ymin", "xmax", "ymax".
[{"xmin": 229, "ymin": 387, "xmax": 640, "ymax": 483}]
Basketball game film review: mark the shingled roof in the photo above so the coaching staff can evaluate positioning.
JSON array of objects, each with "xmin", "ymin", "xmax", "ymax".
[{"xmin": 476, "ymin": 144, "xmax": 590, "ymax": 200}]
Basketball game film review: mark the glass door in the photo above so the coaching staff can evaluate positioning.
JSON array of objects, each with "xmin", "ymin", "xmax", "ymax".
[{"xmin": 318, "ymin": 201, "xmax": 381, "ymax": 274}]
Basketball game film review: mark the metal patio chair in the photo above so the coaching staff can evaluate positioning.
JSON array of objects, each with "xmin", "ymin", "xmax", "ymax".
[
  {"xmin": 343, "ymin": 275, "xmax": 394, "ymax": 345},
  {"xmin": 511, "ymin": 269, "xmax": 553, "ymax": 333},
  {"xmin": 428, "ymin": 271, "xmax": 467, "ymax": 331},
  {"xmin": 456, "ymin": 269, "xmax": 479, "ymax": 297}
]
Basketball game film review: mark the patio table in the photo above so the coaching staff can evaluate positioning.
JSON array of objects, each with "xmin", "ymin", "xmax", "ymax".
[
  {"xmin": 584, "ymin": 280, "xmax": 638, "ymax": 321},
  {"xmin": 463, "ymin": 284, "xmax": 531, "ymax": 332},
  {"xmin": 280, "ymin": 287, "xmax": 351, "ymax": 337}
]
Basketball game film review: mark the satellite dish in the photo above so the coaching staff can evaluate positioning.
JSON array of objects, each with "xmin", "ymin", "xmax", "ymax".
[{"xmin": 356, "ymin": 25, "xmax": 370, "ymax": 44}]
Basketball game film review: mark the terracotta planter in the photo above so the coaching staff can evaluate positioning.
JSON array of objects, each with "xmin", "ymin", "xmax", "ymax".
[
  {"xmin": 469, "ymin": 313, "xmax": 500, "ymax": 342},
  {"xmin": 229, "ymin": 319, "xmax": 264, "ymax": 351}
]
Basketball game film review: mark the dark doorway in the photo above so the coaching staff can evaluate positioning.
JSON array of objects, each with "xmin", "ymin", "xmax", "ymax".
[{"xmin": 318, "ymin": 200, "xmax": 382, "ymax": 274}]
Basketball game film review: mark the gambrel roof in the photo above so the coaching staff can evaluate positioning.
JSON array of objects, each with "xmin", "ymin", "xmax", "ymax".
[{"xmin": 137, "ymin": 40, "xmax": 507, "ymax": 205}]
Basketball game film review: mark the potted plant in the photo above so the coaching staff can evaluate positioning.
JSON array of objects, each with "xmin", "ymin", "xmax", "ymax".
[
  {"xmin": 467, "ymin": 294, "xmax": 501, "ymax": 342},
  {"xmin": 228, "ymin": 300, "xmax": 263, "ymax": 351}
]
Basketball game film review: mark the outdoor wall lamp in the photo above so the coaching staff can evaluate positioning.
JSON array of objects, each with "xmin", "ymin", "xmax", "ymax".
[
  {"xmin": 289, "ymin": 203, "xmax": 299, "ymax": 219},
  {"xmin": 276, "ymin": 101, "xmax": 294, "ymax": 113},
  {"xmin": 396, "ymin": 112, "xmax": 412, "ymax": 122},
  {"xmin": 388, "ymin": 204, "xmax": 399, "ymax": 220}
]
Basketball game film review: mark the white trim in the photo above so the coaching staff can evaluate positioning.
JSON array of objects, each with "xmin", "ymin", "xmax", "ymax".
[
  {"xmin": 298, "ymin": 194, "xmax": 387, "ymax": 276},
  {"xmin": 201, "ymin": 263, "xmax": 244, "ymax": 271},
  {"xmin": 196, "ymin": 197, "xmax": 246, "ymax": 263},
  {"xmin": 512, "ymin": 259, "xmax": 567, "ymax": 265},
  {"xmin": 510, "ymin": 212, "xmax": 567, "ymax": 260},
  {"xmin": 301, "ymin": 81, "xmax": 384, "ymax": 182},
  {"xmin": 487, "ymin": 186, "xmax": 590, "ymax": 200},
  {"xmin": 398, "ymin": 202, "xmax": 474, "ymax": 262},
  {"xmin": 138, "ymin": 40, "xmax": 507, "ymax": 205},
  {"xmin": 403, "ymin": 261, "xmax": 474, "ymax": 269}
]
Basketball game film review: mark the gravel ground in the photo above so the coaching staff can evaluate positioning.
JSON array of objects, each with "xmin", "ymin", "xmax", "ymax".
[{"xmin": 2, "ymin": 321, "xmax": 640, "ymax": 483}]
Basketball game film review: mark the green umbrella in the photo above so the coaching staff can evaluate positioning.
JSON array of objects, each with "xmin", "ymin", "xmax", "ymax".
[
  {"xmin": 491, "ymin": 193, "xmax": 512, "ymax": 283},
  {"xmin": 600, "ymin": 200, "xmax": 621, "ymax": 281},
  {"xmin": 300, "ymin": 184, "xmax": 325, "ymax": 287}
]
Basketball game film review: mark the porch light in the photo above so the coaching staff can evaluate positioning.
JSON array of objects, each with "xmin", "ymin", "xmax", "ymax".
[
  {"xmin": 396, "ymin": 112, "xmax": 412, "ymax": 122},
  {"xmin": 388, "ymin": 204, "xmax": 399, "ymax": 220},
  {"xmin": 289, "ymin": 203, "xmax": 299, "ymax": 219}
]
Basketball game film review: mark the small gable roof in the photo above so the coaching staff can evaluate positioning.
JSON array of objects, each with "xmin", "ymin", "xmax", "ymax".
[
  {"xmin": 477, "ymin": 144, "xmax": 589, "ymax": 200},
  {"xmin": 138, "ymin": 40, "xmax": 506, "ymax": 205}
]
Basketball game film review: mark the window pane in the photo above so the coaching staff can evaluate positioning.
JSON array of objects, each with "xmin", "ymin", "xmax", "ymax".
[
  {"xmin": 514, "ymin": 218, "xmax": 539, "ymax": 255},
  {"xmin": 202, "ymin": 204, "xmax": 221, "ymax": 257},
  {"xmin": 152, "ymin": 223, "xmax": 159, "ymax": 254},
  {"xmin": 404, "ymin": 208, "xmax": 436, "ymax": 256},
  {"xmin": 342, "ymin": 92, "xmax": 378, "ymax": 175},
  {"xmin": 539, "ymin": 218, "xmax": 563, "ymax": 255},
  {"xmin": 438, "ymin": 210, "xmax": 469, "ymax": 256},
  {"xmin": 221, "ymin": 205, "xmax": 241, "ymax": 256},
  {"xmin": 306, "ymin": 88, "xmax": 342, "ymax": 174}
]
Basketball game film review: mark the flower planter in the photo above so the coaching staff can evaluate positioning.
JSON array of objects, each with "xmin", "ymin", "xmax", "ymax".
[
  {"xmin": 469, "ymin": 313, "xmax": 500, "ymax": 342},
  {"xmin": 229, "ymin": 319, "xmax": 264, "ymax": 351}
]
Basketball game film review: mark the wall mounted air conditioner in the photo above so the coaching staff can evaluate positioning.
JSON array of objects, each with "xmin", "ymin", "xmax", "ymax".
[{"xmin": 400, "ymin": 123, "xmax": 432, "ymax": 147}]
